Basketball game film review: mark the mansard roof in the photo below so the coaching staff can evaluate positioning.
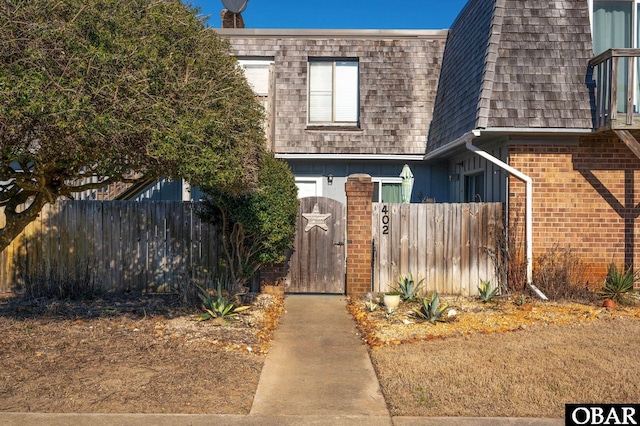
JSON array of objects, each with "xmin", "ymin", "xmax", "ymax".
[{"xmin": 427, "ymin": 0, "xmax": 594, "ymax": 152}]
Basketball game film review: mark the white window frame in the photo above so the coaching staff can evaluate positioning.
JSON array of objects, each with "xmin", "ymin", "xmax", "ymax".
[
  {"xmin": 372, "ymin": 177, "xmax": 403, "ymax": 203},
  {"xmin": 308, "ymin": 59, "xmax": 359, "ymax": 125}
]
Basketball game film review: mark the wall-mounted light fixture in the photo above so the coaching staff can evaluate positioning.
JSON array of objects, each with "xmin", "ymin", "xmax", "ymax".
[
  {"xmin": 449, "ymin": 173, "xmax": 459, "ymax": 182},
  {"xmin": 327, "ymin": 174, "xmax": 334, "ymax": 185}
]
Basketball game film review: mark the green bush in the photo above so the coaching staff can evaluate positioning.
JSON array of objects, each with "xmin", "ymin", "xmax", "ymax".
[
  {"xmin": 601, "ymin": 263, "xmax": 639, "ymax": 304},
  {"xmin": 199, "ymin": 153, "xmax": 298, "ymax": 289}
]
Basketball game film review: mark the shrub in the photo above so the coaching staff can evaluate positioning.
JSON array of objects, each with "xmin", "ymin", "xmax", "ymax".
[
  {"xmin": 197, "ymin": 277, "xmax": 249, "ymax": 321},
  {"xmin": 20, "ymin": 261, "xmax": 102, "ymax": 300},
  {"xmin": 600, "ymin": 263, "xmax": 639, "ymax": 304},
  {"xmin": 532, "ymin": 244, "xmax": 592, "ymax": 301},
  {"xmin": 502, "ymin": 205, "xmax": 527, "ymax": 293},
  {"xmin": 488, "ymin": 205, "xmax": 523, "ymax": 293},
  {"xmin": 199, "ymin": 153, "xmax": 298, "ymax": 291}
]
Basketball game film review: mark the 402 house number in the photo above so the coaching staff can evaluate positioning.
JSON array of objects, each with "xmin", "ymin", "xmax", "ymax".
[{"xmin": 381, "ymin": 205, "xmax": 390, "ymax": 235}]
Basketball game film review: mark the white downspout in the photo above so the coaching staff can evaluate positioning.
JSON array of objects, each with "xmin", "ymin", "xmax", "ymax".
[{"xmin": 465, "ymin": 130, "xmax": 547, "ymax": 300}]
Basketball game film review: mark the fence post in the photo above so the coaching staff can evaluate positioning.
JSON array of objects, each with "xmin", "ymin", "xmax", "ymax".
[{"xmin": 345, "ymin": 174, "xmax": 374, "ymax": 298}]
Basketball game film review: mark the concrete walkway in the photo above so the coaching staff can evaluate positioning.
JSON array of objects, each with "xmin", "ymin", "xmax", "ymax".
[
  {"xmin": 250, "ymin": 294, "xmax": 389, "ymax": 417},
  {"xmin": 0, "ymin": 294, "xmax": 564, "ymax": 425}
]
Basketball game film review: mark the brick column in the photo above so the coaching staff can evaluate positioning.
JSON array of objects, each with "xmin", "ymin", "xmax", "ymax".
[{"xmin": 345, "ymin": 174, "xmax": 374, "ymax": 298}]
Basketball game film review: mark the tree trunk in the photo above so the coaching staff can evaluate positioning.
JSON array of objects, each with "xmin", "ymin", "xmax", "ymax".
[{"xmin": 0, "ymin": 193, "xmax": 50, "ymax": 253}]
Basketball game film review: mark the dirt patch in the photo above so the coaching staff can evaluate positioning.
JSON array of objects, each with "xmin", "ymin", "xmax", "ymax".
[
  {"xmin": 3, "ymin": 292, "xmax": 639, "ymax": 417},
  {"xmin": 0, "ymin": 293, "xmax": 284, "ymax": 414},
  {"xmin": 350, "ymin": 295, "xmax": 640, "ymax": 418}
]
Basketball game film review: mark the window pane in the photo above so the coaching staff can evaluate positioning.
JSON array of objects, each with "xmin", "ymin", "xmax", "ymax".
[
  {"xmin": 372, "ymin": 182, "xmax": 380, "ymax": 202},
  {"xmin": 309, "ymin": 62, "xmax": 333, "ymax": 122},
  {"xmin": 335, "ymin": 61, "xmax": 359, "ymax": 122},
  {"xmin": 594, "ymin": 1, "xmax": 633, "ymax": 113},
  {"xmin": 381, "ymin": 183, "xmax": 402, "ymax": 203},
  {"xmin": 309, "ymin": 93, "xmax": 333, "ymax": 122},
  {"xmin": 242, "ymin": 64, "xmax": 271, "ymax": 95},
  {"xmin": 465, "ymin": 173, "xmax": 484, "ymax": 202},
  {"xmin": 593, "ymin": 1, "xmax": 632, "ymax": 54},
  {"xmin": 296, "ymin": 180, "xmax": 319, "ymax": 198}
]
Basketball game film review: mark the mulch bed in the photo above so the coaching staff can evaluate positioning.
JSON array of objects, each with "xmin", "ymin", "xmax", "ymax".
[{"xmin": 347, "ymin": 293, "xmax": 640, "ymax": 349}]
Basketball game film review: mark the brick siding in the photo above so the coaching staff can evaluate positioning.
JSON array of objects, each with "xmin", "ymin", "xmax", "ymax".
[
  {"xmin": 508, "ymin": 135, "xmax": 640, "ymax": 287},
  {"xmin": 345, "ymin": 174, "xmax": 374, "ymax": 297},
  {"xmin": 260, "ymin": 262, "xmax": 288, "ymax": 288}
]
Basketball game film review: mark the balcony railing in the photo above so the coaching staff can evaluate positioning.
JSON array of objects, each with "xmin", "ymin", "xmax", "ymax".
[{"xmin": 589, "ymin": 48, "xmax": 640, "ymax": 131}]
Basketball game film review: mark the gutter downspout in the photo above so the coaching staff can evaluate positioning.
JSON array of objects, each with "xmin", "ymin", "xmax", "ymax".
[{"xmin": 465, "ymin": 130, "xmax": 547, "ymax": 300}]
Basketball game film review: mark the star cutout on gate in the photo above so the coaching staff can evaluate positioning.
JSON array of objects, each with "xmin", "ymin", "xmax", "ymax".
[{"xmin": 302, "ymin": 203, "xmax": 331, "ymax": 232}]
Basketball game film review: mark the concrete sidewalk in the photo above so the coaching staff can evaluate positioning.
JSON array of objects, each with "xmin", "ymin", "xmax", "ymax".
[
  {"xmin": 0, "ymin": 294, "xmax": 564, "ymax": 425},
  {"xmin": 0, "ymin": 413, "xmax": 563, "ymax": 425}
]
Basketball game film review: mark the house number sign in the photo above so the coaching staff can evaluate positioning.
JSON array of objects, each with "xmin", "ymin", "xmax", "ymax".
[{"xmin": 381, "ymin": 205, "xmax": 390, "ymax": 235}]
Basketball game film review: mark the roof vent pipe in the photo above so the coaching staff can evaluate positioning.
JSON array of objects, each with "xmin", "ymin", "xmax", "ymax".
[{"xmin": 465, "ymin": 130, "xmax": 547, "ymax": 301}]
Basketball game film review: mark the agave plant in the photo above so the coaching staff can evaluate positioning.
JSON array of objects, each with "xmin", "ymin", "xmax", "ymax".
[
  {"xmin": 397, "ymin": 273, "xmax": 425, "ymax": 302},
  {"xmin": 363, "ymin": 293, "xmax": 379, "ymax": 312},
  {"xmin": 600, "ymin": 263, "xmax": 639, "ymax": 304},
  {"xmin": 413, "ymin": 291, "xmax": 448, "ymax": 323},
  {"xmin": 477, "ymin": 280, "xmax": 499, "ymax": 303},
  {"xmin": 197, "ymin": 280, "xmax": 249, "ymax": 321}
]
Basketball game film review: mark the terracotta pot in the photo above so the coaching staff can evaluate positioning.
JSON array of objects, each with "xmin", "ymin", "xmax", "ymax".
[{"xmin": 602, "ymin": 299, "xmax": 616, "ymax": 309}]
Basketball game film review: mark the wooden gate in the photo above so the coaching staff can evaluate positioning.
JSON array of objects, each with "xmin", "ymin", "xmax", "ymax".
[{"xmin": 288, "ymin": 197, "xmax": 346, "ymax": 293}]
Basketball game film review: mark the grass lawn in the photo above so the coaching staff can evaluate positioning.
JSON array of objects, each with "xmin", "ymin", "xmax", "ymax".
[{"xmin": 353, "ymin": 296, "xmax": 640, "ymax": 418}]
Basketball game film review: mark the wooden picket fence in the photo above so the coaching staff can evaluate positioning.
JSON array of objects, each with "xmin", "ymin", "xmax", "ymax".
[
  {"xmin": 0, "ymin": 201, "xmax": 220, "ymax": 294},
  {"xmin": 372, "ymin": 202, "xmax": 504, "ymax": 296}
]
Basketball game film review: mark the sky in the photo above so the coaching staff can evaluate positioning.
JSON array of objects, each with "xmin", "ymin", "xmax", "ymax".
[{"xmin": 186, "ymin": 0, "xmax": 469, "ymax": 30}]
